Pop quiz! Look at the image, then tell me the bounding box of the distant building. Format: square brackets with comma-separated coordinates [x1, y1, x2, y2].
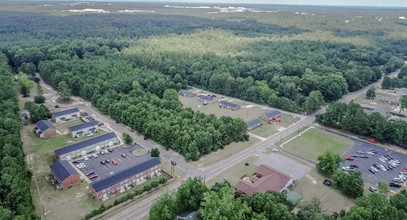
[235, 164, 294, 196]
[69, 121, 99, 138]
[372, 106, 390, 118]
[197, 95, 215, 103]
[50, 160, 80, 190]
[219, 101, 240, 111]
[20, 112, 29, 120]
[89, 157, 161, 200]
[179, 89, 196, 98]
[52, 107, 80, 123]
[34, 120, 57, 138]
[247, 119, 262, 131]
[55, 132, 119, 160]
[381, 96, 399, 106]
[262, 110, 281, 121]
[395, 88, 407, 96]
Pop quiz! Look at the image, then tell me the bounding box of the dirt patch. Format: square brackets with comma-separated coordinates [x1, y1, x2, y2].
[133, 149, 148, 156]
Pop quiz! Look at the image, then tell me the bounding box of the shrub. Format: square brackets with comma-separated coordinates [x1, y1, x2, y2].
[34, 95, 45, 104]
[143, 184, 152, 192]
[159, 177, 168, 184]
[150, 180, 159, 188]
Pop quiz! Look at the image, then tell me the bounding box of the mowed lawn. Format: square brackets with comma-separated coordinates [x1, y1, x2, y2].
[283, 128, 353, 161]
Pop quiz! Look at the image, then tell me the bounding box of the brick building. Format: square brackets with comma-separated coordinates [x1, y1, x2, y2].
[179, 89, 196, 97]
[262, 110, 281, 121]
[219, 101, 240, 111]
[50, 160, 80, 190]
[34, 120, 56, 138]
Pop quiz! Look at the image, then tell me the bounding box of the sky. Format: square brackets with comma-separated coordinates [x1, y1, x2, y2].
[123, 0, 407, 7]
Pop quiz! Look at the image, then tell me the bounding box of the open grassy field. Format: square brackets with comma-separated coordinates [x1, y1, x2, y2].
[282, 128, 353, 161]
[252, 113, 300, 138]
[206, 156, 258, 187]
[193, 137, 260, 168]
[293, 168, 355, 214]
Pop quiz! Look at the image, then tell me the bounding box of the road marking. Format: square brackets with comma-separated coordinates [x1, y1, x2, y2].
[280, 126, 314, 147]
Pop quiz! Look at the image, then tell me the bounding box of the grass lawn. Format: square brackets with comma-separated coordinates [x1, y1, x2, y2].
[293, 168, 355, 214]
[354, 90, 400, 111]
[206, 156, 258, 188]
[283, 128, 353, 161]
[252, 113, 300, 138]
[193, 137, 260, 168]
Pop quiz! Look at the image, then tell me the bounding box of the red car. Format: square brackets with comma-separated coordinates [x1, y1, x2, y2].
[345, 157, 354, 161]
[267, 121, 273, 124]
[368, 138, 377, 143]
[350, 164, 358, 168]
[111, 160, 118, 165]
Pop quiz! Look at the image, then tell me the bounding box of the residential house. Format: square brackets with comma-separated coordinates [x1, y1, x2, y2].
[261, 110, 281, 121]
[55, 132, 119, 160]
[179, 89, 196, 98]
[219, 101, 240, 111]
[52, 107, 80, 123]
[34, 120, 56, 138]
[69, 121, 99, 138]
[89, 157, 161, 200]
[381, 96, 399, 106]
[197, 95, 215, 104]
[50, 160, 80, 190]
[235, 164, 294, 196]
[395, 88, 407, 96]
[247, 119, 262, 131]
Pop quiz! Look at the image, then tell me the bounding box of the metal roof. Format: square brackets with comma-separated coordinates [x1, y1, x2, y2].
[55, 132, 117, 156]
[91, 157, 161, 192]
[69, 121, 98, 132]
[52, 107, 79, 117]
[50, 160, 79, 182]
[35, 120, 56, 132]
[198, 95, 213, 102]
[179, 89, 195, 96]
[263, 110, 281, 119]
[247, 119, 262, 128]
[219, 101, 239, 108]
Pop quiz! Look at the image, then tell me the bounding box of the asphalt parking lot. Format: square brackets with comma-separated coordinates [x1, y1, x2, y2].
[74, 144, 151, 182]
[341, 138, 407, 190]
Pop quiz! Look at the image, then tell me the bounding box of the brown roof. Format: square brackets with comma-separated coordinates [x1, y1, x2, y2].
[235, 164, 292, 196]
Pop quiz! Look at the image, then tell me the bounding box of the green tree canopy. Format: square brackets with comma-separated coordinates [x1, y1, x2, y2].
[316, 150, 343, 177]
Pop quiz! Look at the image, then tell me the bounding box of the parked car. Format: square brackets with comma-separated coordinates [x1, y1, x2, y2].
[345, 157, 354, 161]
[105, 159, 110, 164]
[358, 136, 366, 140]
[81, 112, 88, 116]
[100, 151, 105, 155]
[367, 150, 378, 154]
[267, 121, 273, 124]
[350, 164, 359, 168]
[111, 160, 118, 165]
[387, 164, 393, 170]
[92, 153, 98, 158]
[100, 161, 106, 165]
[356, 151, 365, 154]
[368, 168, 375, 174]
[323, 179, 332, 186]
[368, 138, 377, 143]
[121, 153, 126, 158]
[342, 166, 351, 171]
[85, 171, 95, 176]
[369, 187, 377, 192]
[389, 182, 402, 187]
[84, 156, 89, 161]
[351, 155, 360, 158]
[108, 148, 113, 152]
[98, 122, 104, 127]
[89, 175, 99, 180]
[360, 155, 369, 158]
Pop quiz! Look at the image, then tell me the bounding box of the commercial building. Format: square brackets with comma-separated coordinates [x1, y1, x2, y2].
[219, 101, 240, 111]
[179, 89, 196, 98]
[235, 164, 294, 196]
[69, 121, 99, 138]
[55, 132, 119, 160]
[247, 119, 262, 131]
[50, 160, 80, 190]
[34, 120, 56, 138]
[89, 157, 161, 200]
[52, 107, 80, 123]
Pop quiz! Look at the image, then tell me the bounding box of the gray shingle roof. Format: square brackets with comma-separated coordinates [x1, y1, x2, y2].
[69, 121, 98, 132]
[53, 107, 79, 117]
[35, 120, 56, 132]
[50, 160, 79, 182]
[91, 157, 161, 192]
[220, 101, 239, 108]
[263, 110, 281, 119]
[55, 132, 117, 156]
[179, 89, 195, 96]
[247, 119, 262, 128]
[198, 95, 213, 102]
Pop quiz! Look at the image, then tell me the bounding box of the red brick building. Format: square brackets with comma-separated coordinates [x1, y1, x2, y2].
[235, 164, 294, 196]
[50, 160, 80, 190]
[34, 120, 57, 138]
[89, 157, 161, 200]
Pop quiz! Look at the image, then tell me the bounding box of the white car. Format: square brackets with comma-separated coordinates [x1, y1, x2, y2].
[379, 165, 387, 171]
[379, 158, 387, 163]
[342, 166, 351, 171]
[92, 153, 98, 158]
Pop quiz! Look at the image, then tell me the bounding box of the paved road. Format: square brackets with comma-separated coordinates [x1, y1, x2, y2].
[37, 65, 402, 220]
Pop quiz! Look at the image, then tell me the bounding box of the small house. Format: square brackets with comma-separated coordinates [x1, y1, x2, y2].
[395, 88, 407, 96]
[179, 89, 196, 98]
[247, 119, 262, 131]
[50, 160, 80, 190]
[381, 96, 399, 106]
[52, 107, 80, 123]
[219, 101, 240, 111]
[34, 120, 56, 138]
[262, 110, 281, 121]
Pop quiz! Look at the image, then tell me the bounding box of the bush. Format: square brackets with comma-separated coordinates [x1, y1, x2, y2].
[143, 184, 152, 192]
[34, 95, 45, 104]
[159, 177, 168, 184]
[150, 180, 159, 188]
[54, 105, 59, 108]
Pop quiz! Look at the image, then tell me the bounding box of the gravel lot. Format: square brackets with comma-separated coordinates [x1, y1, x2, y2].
[341, 138, 407, 190]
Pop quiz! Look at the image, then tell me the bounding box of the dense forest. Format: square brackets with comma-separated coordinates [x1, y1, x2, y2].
[150, 177, 407, 220]
[0, 53, 36, 219]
